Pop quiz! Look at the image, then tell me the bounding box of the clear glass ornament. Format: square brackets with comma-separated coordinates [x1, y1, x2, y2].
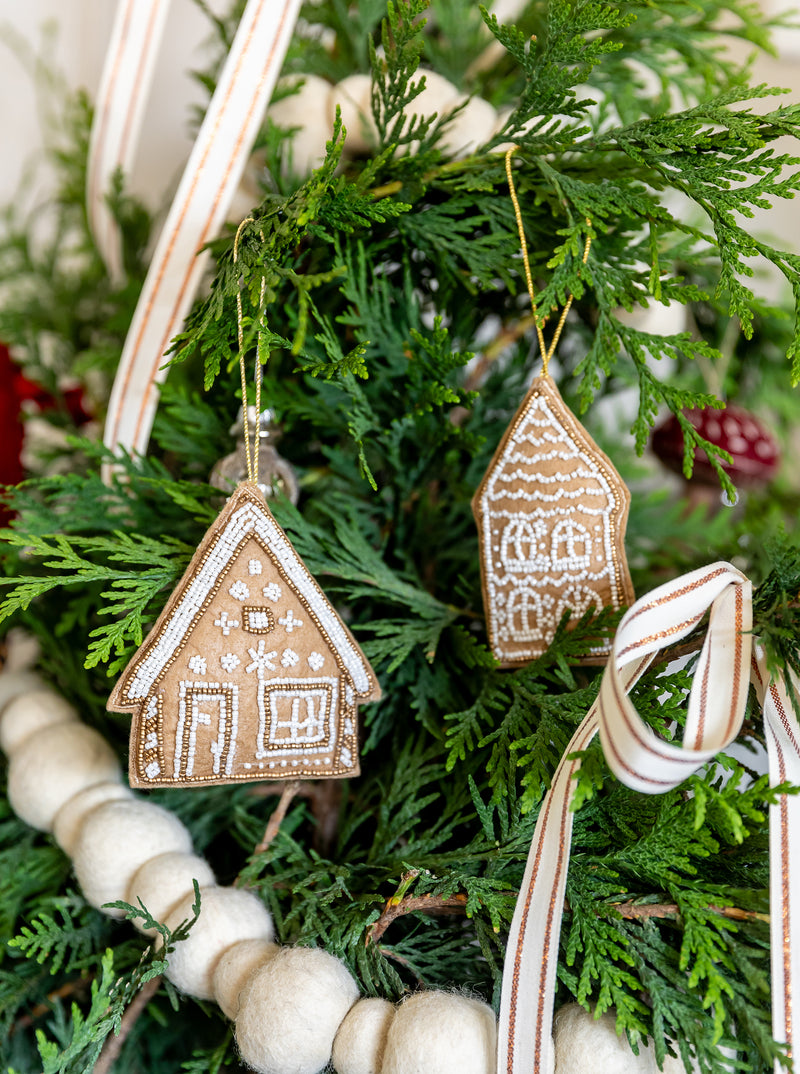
[209, 405, 299, 504]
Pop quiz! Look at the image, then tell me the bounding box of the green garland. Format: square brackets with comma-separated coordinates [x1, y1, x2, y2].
[2, 2, 800, 1071]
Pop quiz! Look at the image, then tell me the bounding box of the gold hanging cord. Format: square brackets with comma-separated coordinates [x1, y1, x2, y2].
[233, 216, 267, 487]
[504, 146, 592, 378]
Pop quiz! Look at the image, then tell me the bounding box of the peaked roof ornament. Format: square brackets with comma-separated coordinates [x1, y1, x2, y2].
[472, 375, 635, 666]
[109, 483, 380, 788]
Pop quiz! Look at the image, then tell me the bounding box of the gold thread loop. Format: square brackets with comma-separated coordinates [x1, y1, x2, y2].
[233, 217, 268, 487]
[504, 146, 592, 378]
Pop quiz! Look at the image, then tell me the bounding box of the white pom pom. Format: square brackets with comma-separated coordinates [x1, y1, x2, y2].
[7, 723, 121, 831]
[0, 688, 77, 755]
[408, 69, 460, 120]
[332, 997, 395, 1074]
[163, 885, 274, 1000]
[439, 96, 498, 158]
[400, 69, 460, 155]
[235, 946, 359, 1074]
[52, 781, 133, 856]
[382, 992, 496, 1074]
[212, 937, 280, 1020]
[554, 1004, 654, 1073]
[0, 671, 44, 723]
[73, 798, 193, 917]
[269, 75, 332, 175]
[127, 852, 217, 936]
[328, 74, 376, 154]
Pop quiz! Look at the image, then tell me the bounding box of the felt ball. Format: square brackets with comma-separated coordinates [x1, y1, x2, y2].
[328, 74, 375, 155]
[0, 687, 77, 755]
[163, 885, 275, 1000]
[553, 1004, 653, 1073]
[408, 69, 460, 121]
[127, 852, 217, 936]
[269, 75, 332, 175]
[212, 937, 281, 1020]
[0, 670, 44, 722]
[332, 997, 396, 1074]
[7, 722, 121, 832]
[52, 781, 132, 856]
[236, 946, 360, 1074]
[439, 96, 498, 158]
[382, 992, 497, 1074]
[73, 798, 193, 917]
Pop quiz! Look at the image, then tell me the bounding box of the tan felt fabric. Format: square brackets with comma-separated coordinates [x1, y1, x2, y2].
[472, 375, 634, 666]
[109, 484, 380, 788]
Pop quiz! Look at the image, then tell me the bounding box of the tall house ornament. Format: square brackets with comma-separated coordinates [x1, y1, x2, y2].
[109, 483, 381, 788]
[472, 374, 635, 666]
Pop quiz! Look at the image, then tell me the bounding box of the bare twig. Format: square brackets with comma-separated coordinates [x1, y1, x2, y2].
[253, 781, 300, 857]
[611, 900, 769, 924]
[366, 892, 469, 946]
[93, 975, 162, 1074]
[364, 888, 767, 949]
[12, 978, 91, 1033]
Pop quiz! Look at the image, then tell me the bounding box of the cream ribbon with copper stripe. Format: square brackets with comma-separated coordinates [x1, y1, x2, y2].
[87, 0, 171, 285]
[752, 645, 800, 1071]
[499, 562, 799, 1073]
[96, 0, 302, 467]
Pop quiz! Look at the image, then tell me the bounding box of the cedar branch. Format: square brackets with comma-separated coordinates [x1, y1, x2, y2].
[93, 975, 162, 1074]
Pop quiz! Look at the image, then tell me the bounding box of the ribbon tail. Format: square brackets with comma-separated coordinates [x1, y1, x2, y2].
[497, 655, 649, 1074]
[497, 705, 598, 1074]
[756, 651, 800, 1072]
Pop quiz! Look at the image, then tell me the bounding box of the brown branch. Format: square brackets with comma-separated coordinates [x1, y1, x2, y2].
[246, 779, 344, 858]
[612, 900, 769, 924]
[366, 893, 469, 946]
[93, 975, 162, 1074]
[12, 978, 91, 1034]
[364, 889, 768, 949]
[253, 781, 300, 857]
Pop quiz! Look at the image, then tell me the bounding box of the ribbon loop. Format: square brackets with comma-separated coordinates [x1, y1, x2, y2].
[599, 562, 752, 794]
[498, 562, 772, 1074]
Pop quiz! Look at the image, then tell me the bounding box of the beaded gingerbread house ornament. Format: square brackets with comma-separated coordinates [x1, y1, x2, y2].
[472, 375, 634, 665]
[109, 482, 381, 788]
[108, 219, 380, 788]
[473, 150, 634, 666]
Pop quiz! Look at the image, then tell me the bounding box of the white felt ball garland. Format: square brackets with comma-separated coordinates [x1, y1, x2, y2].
[73, 797, 194, 917]
[212, 938, 280, 1020]
[332, 997, 396, 1074]
[236, 946, 361, 1074]
[127, 851, 216, 936]
[0, 666, 689, 1074]
[162, 884, 276, 1000]
[8, 719, 121, 831]
[53, 780, 134, 856]
[268, 68, 506, 176]
[382, 991, 498, 1074]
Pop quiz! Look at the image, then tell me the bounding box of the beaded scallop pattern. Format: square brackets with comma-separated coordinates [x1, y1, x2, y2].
[472, 376, 634, 666]
[108, 484, 380, 788]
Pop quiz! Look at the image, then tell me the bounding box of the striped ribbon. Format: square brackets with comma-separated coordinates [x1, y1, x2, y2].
[499, 562, 799, 1073]
[86, 0, 171, 285]
[91, 0, 302, 467]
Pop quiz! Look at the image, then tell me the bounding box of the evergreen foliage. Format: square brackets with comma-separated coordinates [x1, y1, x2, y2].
[1, 1, 800, 1071]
